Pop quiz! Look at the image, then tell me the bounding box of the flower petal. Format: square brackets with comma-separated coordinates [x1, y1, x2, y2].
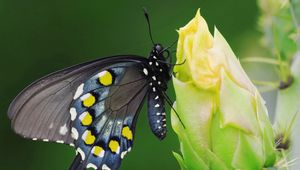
[219, 70, 259, 135]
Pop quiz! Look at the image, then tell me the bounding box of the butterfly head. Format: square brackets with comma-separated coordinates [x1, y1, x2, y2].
[151, 44, 169, 60]
[154, 43, 163, 53]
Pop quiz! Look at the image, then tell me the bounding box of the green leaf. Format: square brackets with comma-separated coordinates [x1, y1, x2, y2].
[204, 148, 230, 170]
[232, 133, 264, 170]
[210, 109, 238, 167]
[173, 152, 187, 170]
[171, 99, 209, 170]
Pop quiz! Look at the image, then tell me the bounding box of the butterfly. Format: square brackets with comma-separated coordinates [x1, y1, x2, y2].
[7, 10, 180, 170]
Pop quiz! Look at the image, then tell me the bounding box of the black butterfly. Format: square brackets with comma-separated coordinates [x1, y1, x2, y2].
[7, 10, 180, 170]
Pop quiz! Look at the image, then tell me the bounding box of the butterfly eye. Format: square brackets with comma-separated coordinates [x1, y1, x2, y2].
[162, 50, 171, 60]
[154, 44, 163, 52]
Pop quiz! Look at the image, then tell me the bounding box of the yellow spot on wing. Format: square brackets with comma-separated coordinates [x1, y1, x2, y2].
[80, 111, 93, 126]
[109, 140, 120, 154]
[82, 130, 95, 145]
[99, 70, 113, 86]
[92, 146, 104, 157]
[81, 93, 96, 107]
[122, 126, 133, 140]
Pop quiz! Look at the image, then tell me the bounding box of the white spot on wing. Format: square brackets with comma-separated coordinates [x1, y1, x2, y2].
[102, 164, 111, 170]
[71, 128, 79, 140]
[121, 151, 128, 159]
[92, 146, 105, 157]
[32, 138, 37, 141]
[117, 147, 120, 154]
[82, 130, 89, 141]
[152, 87, 156, 92]
[77, 148, 85, 160]
[152, 76, 156, 81]
[49, 123, 53, 129]
[154, 104, 160, 108]
[100, 150, 105, 158]
[43, 139, 49, 142]
[156, 112, 161, 115]
[80, 93, 92, 101]
[87, 163, 97, 170]
[98, 70, 108, 78]
[70, 107, 77, 121]
[155, 95, 159, 100]
[155, 62, 159, 66]
[79, 111, 88, 121]
[59, 124, 68, 135]
[143, 68, 148, 75]
[56, 140, 64, 144]
[73, 83, 84, 99]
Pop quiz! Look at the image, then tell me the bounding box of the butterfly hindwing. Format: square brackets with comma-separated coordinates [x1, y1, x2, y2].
[69, 63, 149, 170]
[7, 56, 148, 146]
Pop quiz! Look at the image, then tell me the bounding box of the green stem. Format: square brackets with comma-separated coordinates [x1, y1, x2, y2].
[289, 0, 300, 46]
[241, 57, 288, 66]
[289, 0, 300, 28]
[274, 52, 300, 164]
[252, 80, 279, 88]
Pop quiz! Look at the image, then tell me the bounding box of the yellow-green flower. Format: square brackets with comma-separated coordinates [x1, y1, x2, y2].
[172, 9, 277, 170]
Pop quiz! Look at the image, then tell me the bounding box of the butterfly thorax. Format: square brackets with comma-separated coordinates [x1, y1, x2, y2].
[146, 44, 171, 91]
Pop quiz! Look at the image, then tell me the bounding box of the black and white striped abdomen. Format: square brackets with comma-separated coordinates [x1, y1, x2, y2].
[147, 89, 167, 140]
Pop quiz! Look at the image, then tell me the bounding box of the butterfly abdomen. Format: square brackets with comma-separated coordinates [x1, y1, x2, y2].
[147, 90, 167, 140]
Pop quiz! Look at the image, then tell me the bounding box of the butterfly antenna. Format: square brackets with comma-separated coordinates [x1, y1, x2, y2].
[157, 59, 186, 66]
[161, 91, 186, 129]
[162, 39, 177, 53]
[143, 7, 155, 45]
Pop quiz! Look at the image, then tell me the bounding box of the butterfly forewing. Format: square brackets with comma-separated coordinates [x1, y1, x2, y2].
[7, 56, 148, 146]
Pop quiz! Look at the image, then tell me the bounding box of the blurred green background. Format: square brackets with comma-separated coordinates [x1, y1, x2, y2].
[0, 0, 261, 169]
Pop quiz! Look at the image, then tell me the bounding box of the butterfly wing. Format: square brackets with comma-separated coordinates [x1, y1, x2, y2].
[7, 55, 148, 146]
[69, 63, 149, 170]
